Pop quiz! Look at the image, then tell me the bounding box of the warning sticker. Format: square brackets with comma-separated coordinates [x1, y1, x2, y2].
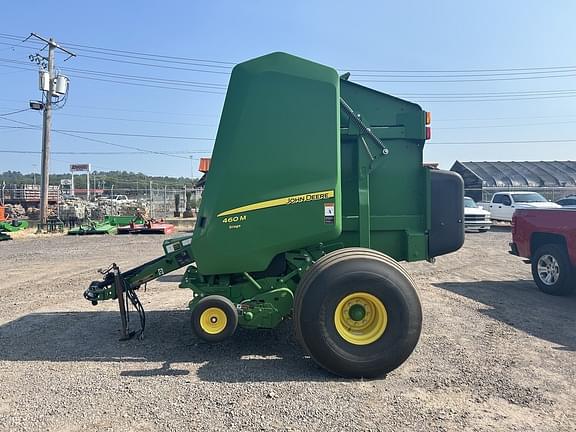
[324, 203, 335, 224]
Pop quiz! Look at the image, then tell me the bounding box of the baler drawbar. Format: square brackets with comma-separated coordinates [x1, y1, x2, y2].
[84, 52, 464, 378]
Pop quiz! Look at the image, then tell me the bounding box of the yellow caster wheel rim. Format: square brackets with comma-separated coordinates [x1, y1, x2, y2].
[199, 307, 228, 335]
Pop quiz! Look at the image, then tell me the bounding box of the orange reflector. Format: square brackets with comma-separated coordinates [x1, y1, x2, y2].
[199, 157, 211, 173]
[425, 111, 431, 125]
[425, 127, 431, 140]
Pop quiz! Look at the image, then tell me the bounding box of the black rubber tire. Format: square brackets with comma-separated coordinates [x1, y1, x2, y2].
[293, 248, 422, 378]
[478, 229, 489, 233]
[191, 295, 238, 342]
[531, 244, 575, 296]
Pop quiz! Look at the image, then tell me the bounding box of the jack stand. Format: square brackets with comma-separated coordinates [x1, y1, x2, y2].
[113, 264, 135, 341]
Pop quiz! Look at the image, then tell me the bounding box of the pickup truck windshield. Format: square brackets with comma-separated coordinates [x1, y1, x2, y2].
[511, 193, 547, 203]
[464, 197, 477, 208]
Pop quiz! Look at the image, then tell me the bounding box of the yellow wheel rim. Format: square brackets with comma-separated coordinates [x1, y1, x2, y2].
[199, 307, 228, 335]
[334, 292, 387, 345]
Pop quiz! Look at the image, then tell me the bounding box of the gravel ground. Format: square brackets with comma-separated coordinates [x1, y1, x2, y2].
[0, 229, 574, 431]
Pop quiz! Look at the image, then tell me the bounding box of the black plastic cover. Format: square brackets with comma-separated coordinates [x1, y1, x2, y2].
[429, 170, 465, 257]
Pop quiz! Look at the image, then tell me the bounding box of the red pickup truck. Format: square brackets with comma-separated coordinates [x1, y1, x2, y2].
[510, 208, 576, 296]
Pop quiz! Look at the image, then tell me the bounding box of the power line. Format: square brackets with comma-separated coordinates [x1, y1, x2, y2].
[63, 52, 232, 75]
[4, 33, 576, 78]
[60, 128, 214, 141]
[62, 65, 228, 88]
[0, 108, 30, 116]
[429, 139, 576, 145]
[5, 65, 576, 100]
[0, 98, 219, 117]
[349, 69, 576, 78]
[0, 116, 208, 159]
[57, 112, 217, 127]
[343, 65, 576, 74]
[0, 58, 228, 95]
[0, 108, 217, 128]
[68, 74, 226, 95]
[4, 55, 576, 99]
[433, 113, 576, 122]
[356, 73, 576, 83]
[434, 119, 576, 130]
[4, 97, 576, 124]
[0, 57, 228, 88]
[414, 94, 576, 102]
[398, 89, 576, 97]
[0, 150, 210, 155]
[3, 118, 574, 148]
[0, 123, 215, 141]
[0, 33, 236, 66]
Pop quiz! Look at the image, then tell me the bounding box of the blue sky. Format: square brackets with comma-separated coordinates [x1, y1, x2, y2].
[1, 1, 575, 178]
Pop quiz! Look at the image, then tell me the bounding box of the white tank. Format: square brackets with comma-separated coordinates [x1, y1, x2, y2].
[54, 75, 69, 95]
[39, 71, 50, 91]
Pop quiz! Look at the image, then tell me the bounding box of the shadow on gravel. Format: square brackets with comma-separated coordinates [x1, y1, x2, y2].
[434, 280, 576, 352]
[0, 310, 338, 382]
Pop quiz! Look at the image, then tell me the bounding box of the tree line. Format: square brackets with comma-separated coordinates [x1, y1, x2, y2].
[0, 170, 197, 191]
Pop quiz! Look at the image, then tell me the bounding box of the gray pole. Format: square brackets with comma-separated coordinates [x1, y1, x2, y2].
[164, 185, 167, 217]
[184, 184, 187, 211]
[149, 180, 153, 218]
[38, 40, 55, 229]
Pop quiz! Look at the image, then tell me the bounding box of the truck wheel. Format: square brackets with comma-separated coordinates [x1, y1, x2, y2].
[191, 295, 238, 342]
[293, 248, 422, 378]
[531, 245, 575, 296]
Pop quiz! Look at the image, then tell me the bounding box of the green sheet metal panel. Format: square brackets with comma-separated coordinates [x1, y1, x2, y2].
[338, 80, 429, 261]
[192, 52, 341, 275]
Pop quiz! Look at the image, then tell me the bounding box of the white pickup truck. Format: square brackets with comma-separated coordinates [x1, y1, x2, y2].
[480, 191, 561, 222]
[99, 195, 136, 205]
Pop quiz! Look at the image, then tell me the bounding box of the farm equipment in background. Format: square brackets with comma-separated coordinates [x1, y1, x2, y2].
[0, 205, 29, 235]
[68, 215, 145, 235]
[84, 52, 464, 378]
[116, 218, 175, 235]
[0, 219, 29, 232]
[68, 217, 119, 235]
[68, 213, 174, 235]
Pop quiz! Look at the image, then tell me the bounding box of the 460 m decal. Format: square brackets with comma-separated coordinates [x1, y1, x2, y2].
[217, 190, 334, 217]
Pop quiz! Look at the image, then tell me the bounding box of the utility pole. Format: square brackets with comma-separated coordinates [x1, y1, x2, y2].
[39, 39, 55, 229]
[86, 170, 90, 201]
[149, 180, 153, 218]
[30, 33, 75, 230]
[164, 185, 167, 216]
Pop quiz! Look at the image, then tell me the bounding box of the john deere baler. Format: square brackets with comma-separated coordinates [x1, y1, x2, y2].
[85, 52, 463, 378]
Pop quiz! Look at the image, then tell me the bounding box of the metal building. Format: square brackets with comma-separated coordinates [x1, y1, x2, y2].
[450, 160, 576, 202]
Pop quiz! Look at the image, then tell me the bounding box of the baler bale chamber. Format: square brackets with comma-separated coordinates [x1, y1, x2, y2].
[85, 52, 463, 378]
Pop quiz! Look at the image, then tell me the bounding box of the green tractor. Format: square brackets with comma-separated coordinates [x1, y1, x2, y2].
[85, 52, 463, 378]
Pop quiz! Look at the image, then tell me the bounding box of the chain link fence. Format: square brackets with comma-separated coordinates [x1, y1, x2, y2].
[465, 186, 576, 203]
[1, 184, 203, 222]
